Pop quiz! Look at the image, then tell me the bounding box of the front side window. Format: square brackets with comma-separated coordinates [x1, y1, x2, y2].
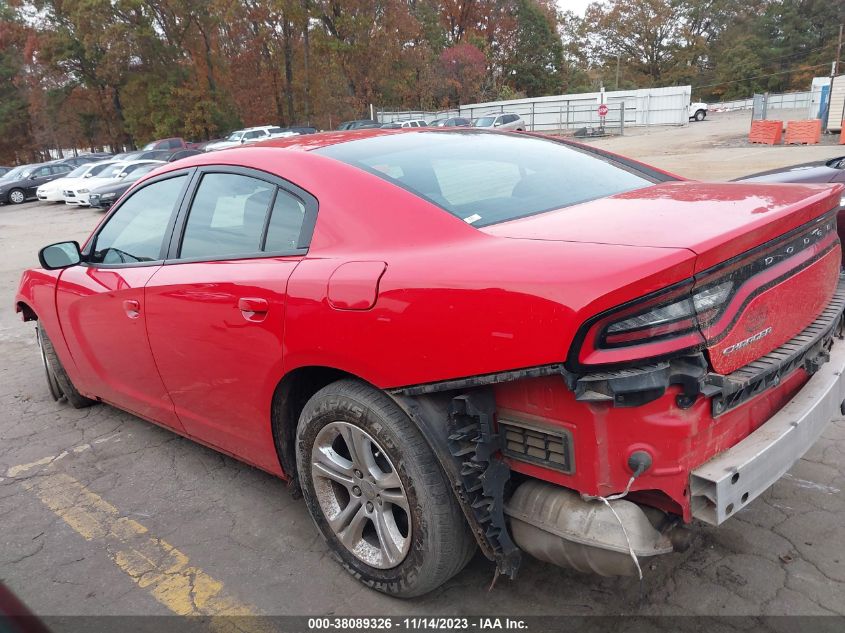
[90, 176, 186, 264]
[179, 173, 275, 260]
[317, 131, 654, 227]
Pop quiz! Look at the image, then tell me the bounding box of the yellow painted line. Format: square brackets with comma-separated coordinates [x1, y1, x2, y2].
[21, 472, 274, 631]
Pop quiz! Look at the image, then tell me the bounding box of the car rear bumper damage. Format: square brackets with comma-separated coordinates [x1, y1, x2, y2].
[394, 277, 845, 579]
[690, 327, 845, 525]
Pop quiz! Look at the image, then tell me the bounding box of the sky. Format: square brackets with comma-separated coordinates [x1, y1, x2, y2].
[556, 0, 594, 16]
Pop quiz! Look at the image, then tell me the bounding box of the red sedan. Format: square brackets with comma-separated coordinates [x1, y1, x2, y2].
[16, 129, 845, 597]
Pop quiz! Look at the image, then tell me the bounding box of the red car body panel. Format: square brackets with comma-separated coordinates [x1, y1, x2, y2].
[483, 181, 841, 272]
[13, 129, 845, 521]
[55, 265, 182, 430]
[143, 258, 300, 475]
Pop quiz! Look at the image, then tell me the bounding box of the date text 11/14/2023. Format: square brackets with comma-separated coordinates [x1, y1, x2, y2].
[307, 618, 528, 630]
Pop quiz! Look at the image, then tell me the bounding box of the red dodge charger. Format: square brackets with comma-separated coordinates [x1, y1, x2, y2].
[16, 129, 845, 596]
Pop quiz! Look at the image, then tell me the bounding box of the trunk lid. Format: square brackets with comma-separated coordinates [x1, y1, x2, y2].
[483, 181, 844, 375]
[482, 181, 842, 272]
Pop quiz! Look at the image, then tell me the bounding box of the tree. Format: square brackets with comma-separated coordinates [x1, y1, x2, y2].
[502, 0, 564, 97]
[440, 43, 486, 104]
[0, 5, 35, 161]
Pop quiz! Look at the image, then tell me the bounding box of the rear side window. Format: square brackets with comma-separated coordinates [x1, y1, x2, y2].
[264, 190, 307, 252]
[91, 176, 186, 264]
[316, 131, 654, 227]
[180, 173, 274, 259]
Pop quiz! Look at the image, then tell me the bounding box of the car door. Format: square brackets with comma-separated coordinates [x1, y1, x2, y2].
[55, 171, 190, 430]
[144, 167, 316, 472]
[24, 166, 52, 197]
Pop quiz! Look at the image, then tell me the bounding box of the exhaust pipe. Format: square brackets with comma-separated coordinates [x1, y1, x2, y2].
[504, 480, 674, 576]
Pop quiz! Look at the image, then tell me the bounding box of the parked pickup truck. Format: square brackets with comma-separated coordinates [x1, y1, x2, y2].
[689, 101, 708, 121]
[203, 126, 297, 151]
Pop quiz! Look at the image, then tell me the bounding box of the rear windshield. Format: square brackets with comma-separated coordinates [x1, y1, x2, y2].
[316, 131, 654, 226]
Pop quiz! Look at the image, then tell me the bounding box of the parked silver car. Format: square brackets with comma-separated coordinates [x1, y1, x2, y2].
[472, 112, 526, 131]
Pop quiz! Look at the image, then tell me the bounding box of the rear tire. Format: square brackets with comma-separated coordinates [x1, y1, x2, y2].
[36, 322, 95, 409]
[296, 379, 476, 597]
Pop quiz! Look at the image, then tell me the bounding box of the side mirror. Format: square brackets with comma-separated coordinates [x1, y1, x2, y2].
[84, 173, 92, 178]
[117, 172, 127, 179]
[240, 138, 246, 144]
[39, 241, 82, 270]
[494, 121, 503, 127]
[30, 174, 40, 180]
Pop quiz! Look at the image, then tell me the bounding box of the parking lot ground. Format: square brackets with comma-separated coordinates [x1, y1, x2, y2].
[2, 141, 845, 619]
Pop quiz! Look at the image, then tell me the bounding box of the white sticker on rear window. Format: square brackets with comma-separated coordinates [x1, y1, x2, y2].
[463, 214, 482, 224]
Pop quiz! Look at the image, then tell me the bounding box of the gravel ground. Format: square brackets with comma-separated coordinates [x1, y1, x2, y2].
[589, 108, 844, 180]
[1, 121, 844, 622]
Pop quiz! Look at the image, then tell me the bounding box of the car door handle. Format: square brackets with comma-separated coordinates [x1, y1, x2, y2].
[122, 299, 141, 319]
[238, 297, 269, 322]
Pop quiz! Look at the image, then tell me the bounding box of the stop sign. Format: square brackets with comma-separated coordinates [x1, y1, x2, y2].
[598, 104, 609, 117]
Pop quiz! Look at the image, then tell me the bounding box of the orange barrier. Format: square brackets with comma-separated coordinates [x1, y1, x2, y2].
[840, 121, 844, 144]
[748, 120, 782, 145]
[784, 119, 822, 145]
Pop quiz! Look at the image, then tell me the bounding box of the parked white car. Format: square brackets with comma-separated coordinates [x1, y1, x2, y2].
[689, 102, 708, 121]
[204, 126, 296, 151]
[63, 160, 164, 207]
[471, 112, 526, 131]
[38, 161, 118, 203]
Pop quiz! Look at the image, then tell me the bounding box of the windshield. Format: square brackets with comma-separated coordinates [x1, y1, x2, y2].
[316, 131, 654, 227]
[226, 132, 243, 141]
[67, 165, 91, 178]
[88, 162, 118, 177]
[473, 116, 496, 127]
[104, 164, 127, 177]
[124, 164, 159, 181]
[1, 166, 29, 181]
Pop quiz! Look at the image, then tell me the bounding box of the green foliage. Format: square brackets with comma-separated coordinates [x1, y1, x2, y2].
[503, 0, 564, 97]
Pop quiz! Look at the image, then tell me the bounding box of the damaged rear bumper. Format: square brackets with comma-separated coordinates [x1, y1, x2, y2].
[690, 332, 845, 525]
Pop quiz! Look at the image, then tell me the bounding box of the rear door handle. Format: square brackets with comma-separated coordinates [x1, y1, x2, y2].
[123, 299, 141, 319]
[238, 297, 269, 322]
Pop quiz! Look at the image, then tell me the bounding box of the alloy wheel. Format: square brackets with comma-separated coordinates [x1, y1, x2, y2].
[310, 421, 411, 569]
[9, 190, 24, 204]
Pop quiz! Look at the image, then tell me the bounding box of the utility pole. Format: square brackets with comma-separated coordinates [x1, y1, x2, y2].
[836, 24, 843, 75]
[615, 54, 621, 91]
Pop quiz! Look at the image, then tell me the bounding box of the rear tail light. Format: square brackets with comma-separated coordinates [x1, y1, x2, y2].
[602, 280, 734, 347]
[572, 213, 838, 369]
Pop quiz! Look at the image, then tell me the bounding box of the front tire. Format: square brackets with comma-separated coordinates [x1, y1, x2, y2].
[296, 379, 476, 597]
[694, 109, 706, 122]
[8, 189, 25, 204]
[36, 322, 95, 408]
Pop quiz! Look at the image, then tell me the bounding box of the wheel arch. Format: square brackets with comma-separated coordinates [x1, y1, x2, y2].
[269, 366, 516, 571]
[270, 364, 362, 495]
[16, 300, 38, 322]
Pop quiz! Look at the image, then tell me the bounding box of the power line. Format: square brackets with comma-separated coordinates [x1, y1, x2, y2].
[693, 62, 829, 90]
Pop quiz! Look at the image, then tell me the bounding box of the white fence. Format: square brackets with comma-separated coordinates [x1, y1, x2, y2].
[379, 85, 692, 134]
[709, 91, 812, 113]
